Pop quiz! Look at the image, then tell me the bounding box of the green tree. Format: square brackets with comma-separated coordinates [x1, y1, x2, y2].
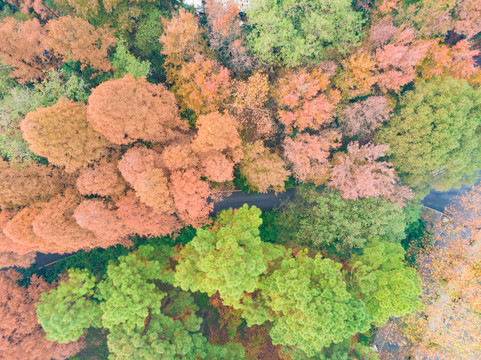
[111, 41, 151, 79]
[246, 0, 363, 66]
[277, 187, 408, 256]
[350, 239, 423, 325]
[376, 77, 481, 191]
[260, 251, 371, 357]
[36, 268, 102, 343]
[174, 204, 287, 308]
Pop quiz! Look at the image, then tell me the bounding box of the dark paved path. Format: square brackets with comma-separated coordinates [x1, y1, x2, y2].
[34, 180, 479, 267]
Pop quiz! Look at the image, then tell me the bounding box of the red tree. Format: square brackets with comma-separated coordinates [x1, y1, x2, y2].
[198, 151, 235, 183]
[76, 159, 126, 198]
[87, 75, 187, 145]
[169, 169, 213, 227]
[341, 96, 391, 139]
[277, 68, 340, 131]
[0, 269, 84, 359]
[116, 191, 182, 237]
[117, 145, 164, 187]
[73, 199, 132, 247]
[329, 142, 413, 205]
[284, 131, 340, 185]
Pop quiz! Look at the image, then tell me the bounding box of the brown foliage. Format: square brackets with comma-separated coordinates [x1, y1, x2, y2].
[3, 203, 50, 254]
[0, 209, 36, 256]
[169, 169, 213, 227]
[240, 141, 290, 193]
[160, 144, 199, 172]
[0, 164, 69, 210]
[76, 159, 126, 197]
[21, 98, 110, 173]
[0, 251, 36, 269]
[116, 191, 181, 237]
[134, 168, 175, 214]
[46, 16, 115, 72]
[0, 18, 51, 83]
[117, 145, 164, 186]
[0, 269, 84, 360]
[173, 54, 231, 115]
[159, 8, 203, 67]
[73, 199, 132, 247]
[87, 75, 187, 145]
[31, 190, 101, 254]
[277, 68, 340, 131]
[454, 0, 481, 39]
[192, 111, 243, 163]
[230, 72, 274, 142]
[337, 51, 376, 98]
[283, 131, 340, 185]
[329, 142, 413, 205]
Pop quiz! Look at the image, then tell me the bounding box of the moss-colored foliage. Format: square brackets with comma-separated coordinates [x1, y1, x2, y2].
[174, 204, 286, 308]
[377, 77, 481, 191]
[276, 187, 407, 256]
[350, 239, 423, 325]
[36, 269, 102, 343]
[261, 251, 371, 357]
[246, 0, 364, 66]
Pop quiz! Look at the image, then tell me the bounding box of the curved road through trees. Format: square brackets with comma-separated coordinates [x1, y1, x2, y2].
[34, 181, 480, 267]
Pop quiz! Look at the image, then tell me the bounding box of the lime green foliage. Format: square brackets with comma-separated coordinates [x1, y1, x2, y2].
[106, 310, 245, 360]
[277, 187, 407, 256]
[0, 69, 88, 164]
[112, 41, 151, 79]
[377, 77, 481, 191]
[350, 239, 422, 325]
[261, 252, 371, 357]
[246, 0, 363, 66]
[288, 340, 378, 360]
[98, 245, 175, 332]
[36, 269, 102, 343]
[174, 204, 286, 308]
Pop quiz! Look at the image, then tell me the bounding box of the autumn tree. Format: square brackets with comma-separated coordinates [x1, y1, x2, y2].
[0, 163, 69, 209]
[376, 77, 481, 191]
[191, 111, 243, 163]
[277, 68, 341, 131]
[134, 168, 175, 214]
[229, 72, 274, 142]
[204, 0, 254, 72]
[336, 51, 376, 98]
[4, 0, 54, 20]
[46, 16, 115, 73]
[172, 54, 231, 115]
[31, 190, 101, 254]
[159, 8, 203, 68]
[21, 98, 111, 173]
[329, 142, 413, 205]
[454, 0, 481, 39]
[160, 143, 199, 172]
[340, 96, 391, 139]
[283, 131, 340, 185]
[115, 191, 181, 237]
[174, 204, 286, 309]
[0, 270, 84, 359]
[350, 239, 422, 325]
[117, 145, 164, 186]
[73, 199, 131, 247]
[37, 269, 102, 344]
[240, 141, 290, 193]
[0, 18, 52, 83]
[87, 75, 187, 145]
[246, 0, 364, 66]
[0, 251, 36, 269]
[198, 151, 235, 183]
[276, 187, 408, 256]
[169, 169, 213, 227]
[76, 159, 126, 198]
[0, 209, 39, 256]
